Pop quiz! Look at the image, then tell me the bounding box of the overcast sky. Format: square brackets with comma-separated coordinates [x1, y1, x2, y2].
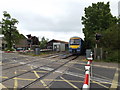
[0, 0, 119, 42]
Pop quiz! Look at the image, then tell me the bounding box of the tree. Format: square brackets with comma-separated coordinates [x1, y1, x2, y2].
[100, 24, 119, 62]
[81, 2, 117, 48]
[40, 37, 49, 49]
[0, 11, 20, 50]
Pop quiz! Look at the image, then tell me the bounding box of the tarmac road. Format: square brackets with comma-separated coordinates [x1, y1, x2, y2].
[1, 52, 119, 90]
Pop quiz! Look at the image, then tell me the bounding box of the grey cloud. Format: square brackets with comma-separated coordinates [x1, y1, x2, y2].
[15, 1, 84, 33]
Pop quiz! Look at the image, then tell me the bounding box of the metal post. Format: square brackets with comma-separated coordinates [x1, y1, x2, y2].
[95, 43, 97, 48]
[90, 52, 93, 78]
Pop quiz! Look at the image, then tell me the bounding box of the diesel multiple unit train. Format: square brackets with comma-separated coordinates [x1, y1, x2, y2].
[69, 36, 84, 54]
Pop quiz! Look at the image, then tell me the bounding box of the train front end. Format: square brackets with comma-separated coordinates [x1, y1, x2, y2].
[69, 37, 82, 54]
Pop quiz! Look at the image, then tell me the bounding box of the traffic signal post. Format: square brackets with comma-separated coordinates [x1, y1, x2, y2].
[94, 33, 103, 60]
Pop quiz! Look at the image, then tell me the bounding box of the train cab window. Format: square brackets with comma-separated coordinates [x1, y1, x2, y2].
[70, 39, 74, 44]
[70, 39, 80, 45]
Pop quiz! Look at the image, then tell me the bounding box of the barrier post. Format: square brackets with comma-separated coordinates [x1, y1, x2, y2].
[82, 67, 90, 90]
[83, 52, 93, 90]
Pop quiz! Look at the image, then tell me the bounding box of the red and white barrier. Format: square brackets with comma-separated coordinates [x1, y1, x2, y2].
[4, 51, 14, 53]
[82, 52, 93, 90]
[83, 70, 90, 89]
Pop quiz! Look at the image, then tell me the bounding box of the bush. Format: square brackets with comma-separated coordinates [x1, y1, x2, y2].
[5, 48, 15, 51]
[106, 50, 119, 63]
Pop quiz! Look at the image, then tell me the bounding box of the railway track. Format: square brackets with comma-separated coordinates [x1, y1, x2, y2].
[2, 52, 72, 70]
[2, 53, 65, 70]
[1, 55, 79, 89]
[20, 55, 79, 89]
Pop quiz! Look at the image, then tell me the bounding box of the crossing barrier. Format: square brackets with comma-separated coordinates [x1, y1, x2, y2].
[82, 52, 93, 90]
[83, 70, 90, 89]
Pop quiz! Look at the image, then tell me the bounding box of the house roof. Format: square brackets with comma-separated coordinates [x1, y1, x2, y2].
[48, 39, 68, 44]
[15, 39, 28, 47]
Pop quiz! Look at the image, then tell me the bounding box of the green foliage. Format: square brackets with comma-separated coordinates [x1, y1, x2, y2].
[105, 50, 119, 63]
[100, 24, 119, 49]
[99, 24, 119, 62]
[81, 2, 117, 48]
[81, 2, 119, 62]
[39, 37, 49, 49]
[0, 11, 21, 50]
[4, 48, 15, 51]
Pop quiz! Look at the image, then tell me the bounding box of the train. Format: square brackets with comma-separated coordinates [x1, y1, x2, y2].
[69, 36, 85, 54]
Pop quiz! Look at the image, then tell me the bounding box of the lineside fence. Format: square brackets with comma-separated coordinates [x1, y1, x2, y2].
[82, 52, 93, 90]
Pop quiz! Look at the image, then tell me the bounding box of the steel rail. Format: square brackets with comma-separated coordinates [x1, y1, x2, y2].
[20, 56, 79, 89]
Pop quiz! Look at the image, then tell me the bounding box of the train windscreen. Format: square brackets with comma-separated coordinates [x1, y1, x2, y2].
[69, 39, 80, 45]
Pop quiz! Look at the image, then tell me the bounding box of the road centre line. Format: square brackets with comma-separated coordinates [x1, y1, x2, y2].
[110, 67, 119, 89]
[30, 66, 48, 88]
[60, 76, 80, 90]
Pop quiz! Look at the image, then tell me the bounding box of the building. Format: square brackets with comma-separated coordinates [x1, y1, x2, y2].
[15, 39, 28, 49]
[0, 35, 7, 50]
[47, 39, 68, 51]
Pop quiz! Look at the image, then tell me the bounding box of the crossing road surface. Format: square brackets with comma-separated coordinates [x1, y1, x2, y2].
[1, 52, 119, 90]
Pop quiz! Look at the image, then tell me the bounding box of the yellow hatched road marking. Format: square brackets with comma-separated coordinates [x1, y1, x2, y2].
[0, 62, 2, 65]
[14, 77, 35, 81]
[44, 79, 83, 83]
[0, 76, 35, 81]
[19, 69, 48, 73]
[60, 76, 80, 90]
[0, 83, 8, 90]
[30, 66, 48, 88]
[0, 76, 84, 83]
[0, 76, 8, 79]
[110, 67, 119, 89]
[92, 80, 109, 88]
[14, 71, 18, 90]
[93, 81, 111, 84]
